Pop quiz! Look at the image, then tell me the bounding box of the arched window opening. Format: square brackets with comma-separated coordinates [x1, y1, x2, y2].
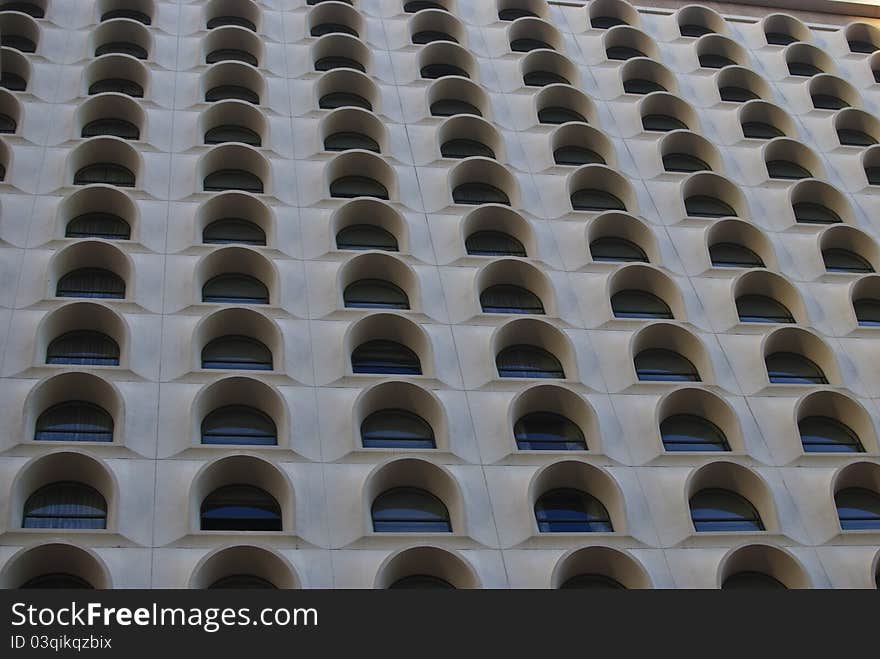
[854, 298, 880, 326]
[324, 131, 380, 153]
[511, 38, 551, 53]
[496, 344, 564, 379]
[209, 575, 276, 589]
[0, 72, 27, 91]
[35, 401, 114, 443]
[89, 78, 143, 97]
[523, 71, 569, 87]
[535, 488, 612, 532]
[635, 348, 700, 382]
[554, 145, 605, 166]
[793, 202, 840, 225]
[453, 182, 510, 206]
[623, 78, 665, 94]
[421, 63, 468, 79]
[316, 56, 365, 73]
[823, 249, 874, 274]
[201, 335, 273, 370]
[680, 24, 713, 38]
[798, 416, 864, 453]
[330, 176, 389, 200]
[663, 153, 711, 173]
[202, 274, 269, 304]
[441, 138, 495, 159]
[343, 279, 410, 309]
[591, 16, 627, 29]
[23, 482, 107, 530]
[720, 86, 759, 102]
[66, 213, 131, 240]
[514, 412, 586, 451]
[591, 237, 648, 263]
[571, 189, 625, 212]
[835, 488, 880, 530]
[46, 330, 120, 366]
[371, 487, 451, 532]
[2, 34, 36, 52]
[538, 106, 586, 125]
[56, 268, 125, 299]
[699, 53, 736, 69]
[765, 352, 827, 384]
[788, 61, 822, 77]
[611, 290, 673, 319]
[742, 121, 784, 139]
[352, 340, 422, 375]
[480, 284, 544, 314]
[101, 9, 150, 24]
[765, 32, 796, 46]
[200, 485, 281, 531]
[204, 169, 264, 193]
[206, 49, 257, 66]
[201, 405, 277, 446]
[320, 92, 371, 111]
[642, 114, 688, 132]
[722, 572, 785, 589]
[736, 295, 794, 323]
[767, 160, 811, 180]
[203, 218, 266, 246]
[205, 125, 262, 147]
[74, 163, 135, 187]
[561, 574, 625, 589]
[0, 112, 17, 134]
[710, 242, 763, 268]
[690, 488, 763, 532]
[838, 128, 876, 146]
[336, 224, 398, 251]
[313, 23, 359, 38]
[82, 118, 140, 140]
[21, 574, 94, 589]
[685, 195, 735, 218]
[606, 46, 646, 61]
[812, 94, 848, 110]
[207, 16, 257, 31]
[466, 231, 526, 257]
[431, 99, 481, 117]
[95, 42, 148, 59]
[206, 85, 259, 104]
[661, 414, 730, 452]
[361, 409, 435, 449]
[389, 575, 454, 589]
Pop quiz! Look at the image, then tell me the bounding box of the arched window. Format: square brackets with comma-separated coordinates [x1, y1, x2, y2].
[720, 86, 759, 102]
[89, 78, 143, 97]
[837, 128, 876, 146]
[202, 274, 269, 304]
[606, 46, 646, 61]
[767, 160, 811, 180]
[453, 182, 510, 205]
[330, 176, 389, 200]
[35, 401, 114, 443]
[499, 8, 538, 21]
[201, 405, 277, 446]
[313, 23, 359, 38]
[406, 1, 447, 12]
[611, 290, 673, 319]
[511, 38, 551, 52]
[699, 53, 736, 69]
[514, 411, 586, 450]
[480, 285, 544, 314]
[623, 77, 666, 94]
[766, 32, 796, 46]
[200, 485, 281, 531]
[722, 572, 785, 589]
[351, 340, 422, 375]
[46, 330, 120, 366]
[690, 488, 763, 532]
[742, 121, 784, 139]
[206, 85, 259, 104]
[324, 132, 380, 153]
[823, 249, 874, 274]
[205, 125, 262, 147]
[812, 94, 848, 110]
[710, 242, 763, 268]
[201, 335, 273, 370]
[96, 42, 148, 59]
[0, 111, 17, 133]
[591, 16, 627, 29]
[82, 118, 140, 140]
[414, 30, 456, 45]
[361, 409, 435, 449]
[663, 153, 710, 173]
[23, 482, 107, 530]
[204, 170, 264, 193]
[496, 344, 565, 378]
[835, 488, 880, 530]
[74, 163, 135, 187]
[203, 218, 266, 246]
[56, 268, 125, 299]
[765, 352, 827, 384]
[336, 224, 398, 251]
[798, 416, 864, 453]
[642, 114, 688, 132]
[316, 56, 364, 72]
[66, 212, 131, 240]
[21, 574, 94, 589]
[466, 230, 526, 257]
[431, 99, 481, 117]
[209, 575, 275, 589]
[538, 106, 586, 125]
[867, 166, 880, 185]
[421, 63, 468, 79]
[0, 72, 27, 90]
[849, 39, 878, 54]
[523, 70, 569, 86]
[854, 298, 880, 326]
[2, 2, 44, 18]
[591, 237, 648, 263]
[736, 295, 794, 323]
[788, 61, 822, 77]
[441, 138, 495, 159]
[101, 9, 150, 24]
[685, 195, 736, 218]
[561, 574, 625, 589]
[661, 414, 730, 452]
[320, 92, 371, 111]
[343, 279, 409, 309]
[571, 189, 626, 211]
[534, 488, 613, 532]
[371, 487, 451, 532]
[389, 575, 454, 589]
[554, 145, 605, 166]
[680, 24, 713, 37]
[793, 201, 840, 225]
[634, 349, 700, 382]
[207, 16, 257, 31]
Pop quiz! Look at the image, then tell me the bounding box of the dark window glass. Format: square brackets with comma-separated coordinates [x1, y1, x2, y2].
[854, 298, 880, 326]
[837, 128, 877, 146]
[204, 169, 264, 193]
[89, 78, 143, 97]
[685, 195, 736, 218]
[571, 189, 626, 211]
[765, 32, 796, 46]
[23, 482, 107, 530]
[0, 72, 26, 91]
[606, 46, 645, 61]
[361, 409, 435, 449]
[1, 163, 6, 181]
[742, 121, 784, 139]
[591, 16, 627, 29]
[96, 41, 147, 59]
[722, 572, 785, 589]
[201, 405, 277, 446]
[812, 94, 848, 110]
[788, 61, 822, 76]
[207, 49, 257, 66]
[767, 159, 811, 180]
[736, 294, 794, 323]
[2, 34, 36, 52]
[66, 212, 130, 239]
[661, 414, 730, 452]
[200, 485, 281, 531]
[412, 30, 456, 45]
[35, 401, 113, 443]
[793, 201, 841, 225]
[453, 182, 510, 205]
[799, 416, 864, 453]
[835, 488, 880, 530]
[441, 138, 495, 159]
[205, 124, 261, 146]
[511, 38, 551, 52]
[330, 176, 389, 199]
[101, 9, 150, 24]
[765, 351, 827, 384]
[74, 163, 135, 187]
[590, 237, 648, 263]
[663, 153, 711, 173]
[635, 348, 700, 382]
[514, 411, 586, 450]
[431, 99, 480, 117]
[874, 70, 880, 84]
[720, 86, 759, 102]
[611, 290, 673, 319]
[554, 145, 605, 166]
[202, 274, 269, 304]
[561, 574, 625, 589]
[320, 92, 371, 111]
[849, 39, 878, 54]
[480, 284, 544, 314]
[372, 487, 451, 532]
[206, 85, 259, 104]
[203, 218, 266, 245]
[46, 330, 119, 366]
[21, 574, 93, 589]
[389, 575, 453, 589]
[699, 53, 736, 69]
[1, 2, 44, 18]
[535, 488, 613, 533]
[523, 70, 569, 86]
[867, 166, 880, 185]
[680, 24, 713, 37]
[466, 230, 526, 257]
[81, 118, 139, 140]
[499, 8, 538, 21]
[496, 344, 564, 378]
[690, 488, 763, 532]
[336, 224, 398, 251]
[642, 114, 688, 132]
[209, 575, 275, 589]
[538, 106, 586, 124]
[420, 63, 469, 79]
[324, 131, 380, 153]
[312, 23, 358, 38]
[352, 340, 421, 375]
[56, 268, 125, 299]
[823, 248, 874, 273]
[316, 56, 364, 73]
[406, 0, 446, 12]
[202, 335, 273, 370]
[710, 242, 763, 268]
[623, 78, 665, 94]
[0, 112, 17, 134]
[207, 16, 257, 31]
[344, 279, 409, 309]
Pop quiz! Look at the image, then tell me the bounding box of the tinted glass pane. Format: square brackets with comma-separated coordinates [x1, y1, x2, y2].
[207, 16, 257, 31]
[849, 40, 878, 54]
[66, 213, 130, 239]
[82, 118, 139, 140]
[623, 78, 665, 94]
[74, 163, 135, 187]
[710, 242, 763, 268]
[320, 92, 371, 111]
[793, 201, 840, 224]
[511, 38, 551, 52]
[722, 572, 785, 589]
[591, 237, 648, 263]
[635, 349, 700, 382]
[661, 414, 730, 452]
[101, 9, 150, 24]
[680, 24, 713, 37]
[554, 145, 605, 166]
[206, 85, 259, 103]
[23, 482, 107, 530]
[0, 72, 26, 90]
[453, 183, 510, 205]
[812, 94, 848, 110]
[690, 488, 763, 532]
[203, 218, 266, 245]
[96, 42, 147, 59]
[736, 294, 794, 323]
[685, 195, 735, 218]
[1, 2, 44, 18]
[867, 166, 880, 185]
[413, 30, 456, 45]
[798, 416, 864, 453]
[421, 63, 468, 79]
[767, 160, 811, 180]
[202, 274, 269, 304]
[466, 230, 526, 257]
[209, 575, 276, 589]
[788, 61, 822, 76]
[823, 248, 874, 273]
[372, 487, 451, 532]
[0, 112, 17, 134]
[496, 344, 564, 378]
[202, 335, 273, 370]
[854, 298, 880, 326]
[561, 574, 625, 589]
[606, 46, 645, 61]
[642, 114, 688, 132]
[2, 35, 36, 52]
[514, 411, 586, 450]
[316, 56, 364, 72]
[46, 330, 119, 366]
[205, 125, 262, 146]
[431, 99, 481, 117]
[481, 284, 544, 314]
[325, 131, 380, 153]
[765, 32, 796, 46]
[389, 575, 454, 589]
[204, 170, 263, 193]
[591, 16, 626, 29]
[352, 340, 421, 374]
[344, 279, 409, 309]
[571, 189, 625, 211]
[35, 401, 113, 443]
[837, 128, 877, 146]
[765, 352, 827, 384]
[21, 574, 93, 589]
[330, 176, 389, 199]
[441, 138, 495, 159]
[336, 224, 398, 251]
[699, 53, 736, 68]
[742, 121, 784, 139]
[406, 1, 446, 12]
[835, 488, 880, 530]
[206, 49, 257, 66]
[720, 86, 759, 102]
[499, 9, 538, 21]
[663, 153, 711, 173]
[535, 488, 613, 533]
[538, 106, 586, 124]
[611, 290, 673, 319]
[89, 78, 143, 97]
[201, 485, 281, 531]
[57, 268, 125, 299]
[361, 409, 435, 449]
[313, 23, 359, 38]
[202, 405, 277, 446]
[523, 71, 569, 86]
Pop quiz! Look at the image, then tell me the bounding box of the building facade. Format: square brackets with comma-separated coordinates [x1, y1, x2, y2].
[1, 0, 880, 589]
